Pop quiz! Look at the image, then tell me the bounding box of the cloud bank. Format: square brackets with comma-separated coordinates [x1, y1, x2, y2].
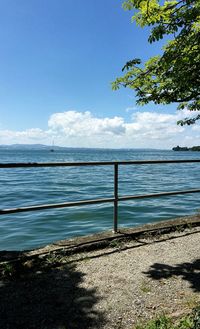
[0, 109, 199, 149]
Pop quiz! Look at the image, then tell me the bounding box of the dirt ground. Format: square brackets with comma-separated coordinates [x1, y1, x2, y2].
[0, 220, 200, 329]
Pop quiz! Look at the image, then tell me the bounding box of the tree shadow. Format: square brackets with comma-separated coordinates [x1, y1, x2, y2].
[144, 259, 200, 293]
[0, 258, 105, 329]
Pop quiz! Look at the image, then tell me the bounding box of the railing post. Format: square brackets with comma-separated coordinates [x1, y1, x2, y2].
[113, 163, 118, 233]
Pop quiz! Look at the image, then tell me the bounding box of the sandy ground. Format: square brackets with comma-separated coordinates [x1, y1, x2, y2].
[0, 225, 200, 329]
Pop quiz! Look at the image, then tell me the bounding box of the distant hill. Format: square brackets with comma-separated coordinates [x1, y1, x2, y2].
[0, 144, 115, 151]
[0, 144, 168, 151]
[0, 144, 65, 150]
[172, 145, 200, 151]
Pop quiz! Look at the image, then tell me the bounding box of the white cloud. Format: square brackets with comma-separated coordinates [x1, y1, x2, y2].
[126, 112, 184, 140]
[0, 109, 199, 149]
[125, 106, 137, 113]
[0, 128, 49, 144]
[192, 124, 200, 132]
[48, 111, 125, 137]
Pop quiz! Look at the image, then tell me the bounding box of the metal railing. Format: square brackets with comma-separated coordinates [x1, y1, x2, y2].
[0, 159, 200, 233]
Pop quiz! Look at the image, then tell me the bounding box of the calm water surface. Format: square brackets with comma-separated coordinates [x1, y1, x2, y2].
[0, 148, 200, 250]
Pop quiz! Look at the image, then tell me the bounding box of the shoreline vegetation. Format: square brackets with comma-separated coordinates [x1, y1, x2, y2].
[172, 146, 200, 151]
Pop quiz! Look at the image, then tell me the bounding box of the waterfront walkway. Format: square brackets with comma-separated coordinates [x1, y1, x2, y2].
[0, 217, 200, 328]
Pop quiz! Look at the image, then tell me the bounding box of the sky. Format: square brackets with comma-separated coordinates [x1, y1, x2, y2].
[0, 0, 199, 149]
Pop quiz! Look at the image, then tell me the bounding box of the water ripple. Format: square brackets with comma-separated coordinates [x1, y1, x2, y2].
[0, 148, 200, 250]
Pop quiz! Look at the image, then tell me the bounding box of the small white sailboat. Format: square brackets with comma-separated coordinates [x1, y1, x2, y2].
[50, 140, 55, 152]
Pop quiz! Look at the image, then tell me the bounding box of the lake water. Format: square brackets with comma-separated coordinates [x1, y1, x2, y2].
[0, 147, 200, 251]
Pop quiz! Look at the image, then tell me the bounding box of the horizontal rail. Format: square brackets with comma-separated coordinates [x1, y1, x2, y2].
[1, 159, 200, 168]
[119, 188, 200, 201]
[0, 197, 115, 215]
[1, 159, 200, 233]
[1, 188, 200, 215]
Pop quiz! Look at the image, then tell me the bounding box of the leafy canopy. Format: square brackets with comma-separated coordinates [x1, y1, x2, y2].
[112, 0, 200, 125]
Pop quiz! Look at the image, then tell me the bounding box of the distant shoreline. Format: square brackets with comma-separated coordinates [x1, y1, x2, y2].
[0, 144, 169, 151]
[172, 145, 200, 151]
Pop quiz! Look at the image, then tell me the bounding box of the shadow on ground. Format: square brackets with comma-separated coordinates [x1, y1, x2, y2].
[0, 258, 105, 329]
[144, 259, 200, 292]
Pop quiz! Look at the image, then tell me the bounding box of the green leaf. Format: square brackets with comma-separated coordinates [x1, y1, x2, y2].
[113, 0, 200, 124]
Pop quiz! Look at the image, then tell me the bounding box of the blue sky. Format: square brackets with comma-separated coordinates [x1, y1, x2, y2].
[0, 0, 199, 148]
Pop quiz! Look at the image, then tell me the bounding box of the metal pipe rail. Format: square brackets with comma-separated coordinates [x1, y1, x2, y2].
[1, 159, 200, 233]
[1, 159, 200, 168]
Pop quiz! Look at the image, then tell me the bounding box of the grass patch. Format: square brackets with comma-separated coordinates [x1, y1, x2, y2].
[140, 279, 152, 294]
[135, 306, 200, 329]
[0, 263, 15, 278]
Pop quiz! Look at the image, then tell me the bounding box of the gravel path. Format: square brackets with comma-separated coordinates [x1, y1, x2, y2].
[0, 225, 200, 329]
[73, 227, 200, 328]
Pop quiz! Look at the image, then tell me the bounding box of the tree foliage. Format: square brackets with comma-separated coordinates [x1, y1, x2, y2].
[112, 0, 200, 125]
